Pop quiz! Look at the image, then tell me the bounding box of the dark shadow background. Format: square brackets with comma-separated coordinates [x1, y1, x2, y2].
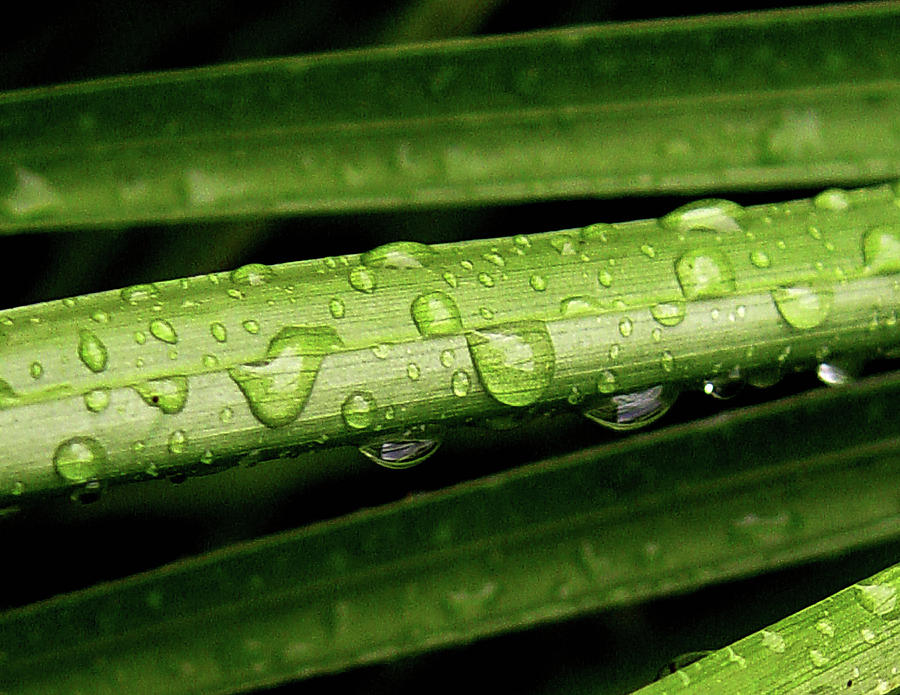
[0, 2, 897, 694]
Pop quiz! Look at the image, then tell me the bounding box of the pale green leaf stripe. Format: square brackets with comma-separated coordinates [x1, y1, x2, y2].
[1, 372, 899, 694]
[636, 560, 900, 695]
[1, 3, 900, 231]
[0, 184, 899, 504]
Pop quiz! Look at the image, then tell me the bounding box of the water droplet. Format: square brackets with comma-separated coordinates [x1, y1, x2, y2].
[91, 310, 109, 324]
[816, 358, 862, 386]
[808, 649, 829, 668]
[203, 354, 219, 368]
[483, 252, 505, 267]
[581, 223, 611, 242]
[200, 449, 214, 465]
[329, 297, 345, 319]
[53, 437, 106, 483]
[168, 430, 187, 455]
[746, 367, 782, 388]
[442, 271, 458, 288]
[210, 322, 227, 342]
[411, 291, 463, 337]
[583, 384, 678, 431]
[597, 269, 613, 288]
[855, 582, 899, 618]
[703, 370, 744, 399]
[230, 326, 344, 427]
[349, 266, 376, 293]
[406, 363, 421, 381]
[661, 350, 675, 372]
[460, 259, 474, 271]
[618, 317, 633, 338]
[808, 225, 823, 241]
[133, 376, 189, 414]
[863, 226, 900, 274]
[341, 391, 376, 429]
[640, 244, 656, 258]
[813, 188, 850, 211]
[598, 370, 617, 394]
[84, 388, 110, 413]
[359, 425, 441, 469]
[440, 349, 455, 368]
[648, 300, 686, 327]
[661, 199, 743, 233]
[514, 234, 532, 248]
[219, 405, 234, 423]
[816, 619, 835, 637]
[231, 263, 274, 286]
[78, 330, 108, 372]
[529, 274, 547, 291]
[361, 241, 435, 269]
[749, 249, 771, 268]
[760, 630, 786, 653]
[772, 284, 833, 329]
[29, 361, 42, 379]
[132, 331, 146, 345]
[227, 288, 245, 300]
[465, 321, 555, 407]
[451, 369, 470, 397]
[2, 167, 60, 218]
[608, 343, 620, 360]
[550, 234, 577, 255]
[149, 319, 178, 344]
[675, 249, 736, 299]
[242, 319, 260, 335]
[477, 272, 495, 288]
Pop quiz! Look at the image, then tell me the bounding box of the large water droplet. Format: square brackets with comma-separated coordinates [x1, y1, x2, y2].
[229, 326, 343, 427]
[465, 321, 555, 407]
[816, 358, 862, 386]
[361, 241, 436, 269]
[78, 330, 108, 372]
[149, 319, 178, 344]
[411, 291, 462, 337]
[133, 376, 189, 414]
[661, 199, 743, 233]
[862, 226, 900, 274]
[349, 266, 376, 293]
[772, 284, 833, 329]
[341, 391, 376, 429]
[650, 301, 686, 327]
[53, 437, 107, 483]
[583, 384, 678, 431]
[359, 425, 441, 469]
[231, 263, 274, 286]
[675, 249, 736, 300]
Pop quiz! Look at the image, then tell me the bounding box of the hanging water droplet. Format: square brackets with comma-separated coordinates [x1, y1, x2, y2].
[149, 319, 178, 344]
[359, 425, 441, 469]
[348, 266, 376, 293]
[816, 358, 863, 386]
[361, 241, 436, 269]
[53, 437, 107, 484]
[618, 317, 634, 337]
[675, 249, 736, 300]
[231, 263, 274, 286]
[451, 369, 470, 397]
[703, 369, 744, 399]
[210, 322, 227, 342]
[465, 321, 555, 407]
[772, 284, 833, 329]
[168, 430, 187, 455]
[661, 199, 743, 233]
[84, 388, 110, 413]
[78, 330, 108, 372]
[862, 226, 900, 274]
[341, 391, 376, 429]
[583, 384, 678, 431]
[529, 274, 546, 292]
[329, 297, 345, 319]
[650, 301, 686, 327]
[813, 188, 850, 211]
[133, 376, 189, 414]
[230, 326, 344, 427]
[749, 249, 771, 268]
[410, 291, 463, 337]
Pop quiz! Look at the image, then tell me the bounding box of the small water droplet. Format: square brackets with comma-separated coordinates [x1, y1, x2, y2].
[581, 223, 611, 243]
[550, 234, 577, 255]
[53, 437, 107, 483]
[200, 449, 214, 465]
[349, 266, 376, 293]
[84, 388, 110, 413]
[359, 425, 441, 469]
[406, 363, 421, 381]
[650, 301, 686, 327]
[772, 284, 833, 329]
[133, 331, 147, 345]
[451, 369, 470, 397]
[341, 391, 377, 429]
[661, 350, 675, 372]
[133, 376, 189, 414]
[91, 310, 110, 324]
[465, 321, 555, 407]
[514, 234, 532, 248]
[560, 296, 602, 317]
[703, 369, 744, 399]
[608, 343, 620, 360]
[460, 259, 474, 271]
[202, 354, 219, 368]
[749, 249, 771, 268]
[760, 630, 786, 653]
[149, 319, 178, 344]
[862, 226, 900, 274]
[411, 291, 463, 337]
[813, 188, 850, 211]
[529, 274, 547, 291]
[477, 272, 495, 288]
[29, 361, 43, 379]
[210, 322, 227, 342]
[442, 271, 458, 288]
[640, 244, 656, 258]
[361, 241, 436, 269]
[816, 619, 835, 637]
[440, 349, 455, 368]
[328, 297, 345, 319]
[816, 358, 862, 386]
[598, 370, 617, 394]
[226, 288, 245, 300]
[808, 649, 829, 668]
[231, 263, 274, 286]
[168, 430, 187, 455]
[583, 384, 678, 431]
[675, 249, 736, 300]
[597, 269, 613, 288]
[242, 319, 260, 335]
[219, 405, 234, 423]
[483, 252, 505, 267]
[661, 199, 743, 233]
[618, 317, 633, 337]
[78, 330, 108, 372]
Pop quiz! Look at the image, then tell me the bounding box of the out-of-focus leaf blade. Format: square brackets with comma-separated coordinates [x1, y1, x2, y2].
[2, 372, 899, 694]
[1, 3, 900, 232]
